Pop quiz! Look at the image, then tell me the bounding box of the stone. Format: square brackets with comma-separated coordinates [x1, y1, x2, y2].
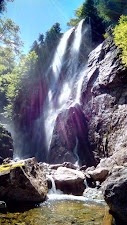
[53, 167, 85, 195]
[0, 157, 48, 203]
[0, 124, 13, 159]
[0, 201, 7, 213]
[88, 167, 109, 182]
[103, 167, 127, 224]
[0, 156, 3, 165]
[81, 37, 127, 165]
[49, 104, 96, 166]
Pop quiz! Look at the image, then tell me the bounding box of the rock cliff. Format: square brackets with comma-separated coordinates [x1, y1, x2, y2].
[81, 36, 127, 164]
[0, 124, 13, 161]
[49, 35, 127, 167]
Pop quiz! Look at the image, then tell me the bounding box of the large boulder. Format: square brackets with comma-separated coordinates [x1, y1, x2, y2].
[103, 167, 127, 225]
[53, 166, 85, 195]
[0, 157, 48, 203]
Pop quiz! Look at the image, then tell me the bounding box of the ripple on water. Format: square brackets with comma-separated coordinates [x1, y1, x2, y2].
[0, 197, 113, 225]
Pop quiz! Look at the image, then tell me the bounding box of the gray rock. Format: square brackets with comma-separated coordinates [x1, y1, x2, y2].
[0, 124, 13, 159]
[0, 157, 48, 203]
[0, 201, 7, 213]
[103, 167, 127, 224]
[88, 167, 109, 181]
[53, 167, 85, 195]
[81, 37, 127, 164]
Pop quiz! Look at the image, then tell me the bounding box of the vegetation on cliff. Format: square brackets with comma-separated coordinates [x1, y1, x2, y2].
[113, 15, 127, 67]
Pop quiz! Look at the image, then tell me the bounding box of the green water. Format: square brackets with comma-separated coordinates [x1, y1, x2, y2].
[0, 199, 112, 225]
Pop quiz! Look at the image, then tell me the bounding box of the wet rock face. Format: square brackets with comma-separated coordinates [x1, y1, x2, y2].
[103, 167, 127, 225]
[0, 158, 48, 203]
[0, 124, 13, 159]
[49, 105, 96, 166]
[48, 36, 127, 167]
[81, 37, 127, 163]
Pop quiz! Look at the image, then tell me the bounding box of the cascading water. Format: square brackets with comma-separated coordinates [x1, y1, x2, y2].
[44, 18, 92, 155]
[52, 27, 74, 80]
[73, 137, 80, 167]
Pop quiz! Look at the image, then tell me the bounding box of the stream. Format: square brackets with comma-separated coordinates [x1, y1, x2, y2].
[0, 191, 113, 225]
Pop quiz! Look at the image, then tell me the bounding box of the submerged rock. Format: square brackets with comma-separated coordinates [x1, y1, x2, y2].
[53, 166, 85, 195]
[0, 157, 48, 203]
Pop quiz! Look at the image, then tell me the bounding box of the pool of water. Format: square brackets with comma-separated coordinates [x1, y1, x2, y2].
[0, 196, 113, 225]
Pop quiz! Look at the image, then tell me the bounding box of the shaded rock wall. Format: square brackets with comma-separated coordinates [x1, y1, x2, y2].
[0, 124, 13, 160]
[49, 105, 96, 166]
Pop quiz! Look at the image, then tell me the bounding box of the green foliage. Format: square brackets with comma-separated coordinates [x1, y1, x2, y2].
[0, 0, 14, 13]
[67, 0, 103, 27]
[0, 51, 38, 118]
[30, 22, 62, 73]
[45, 22, 61, 50]
[0, 46, 15, 76]
[0, 17, 23, 54]
[113, 15, 127, 67]
[96, 0, 127, 23]
[67, 0, 127, 28]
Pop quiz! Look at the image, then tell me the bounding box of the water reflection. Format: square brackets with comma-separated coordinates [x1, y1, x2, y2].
[0, 199, 113, 225]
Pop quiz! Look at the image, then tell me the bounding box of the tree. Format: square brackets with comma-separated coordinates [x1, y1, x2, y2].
[113, 15, 127, 67]
[0, 51, 38, 119]
[0, 17, 23, 54]
[67, 0, 100, 27]
[0, 0, 14, 13]
[30, 40, 39, 55]
[0, 46, 15, 76]
[45, 22, 61, 50]
[96, 0, 127, 23]
[38, 33, 44, 45]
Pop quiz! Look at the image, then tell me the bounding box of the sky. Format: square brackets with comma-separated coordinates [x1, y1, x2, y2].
[3, 0, 85, 54]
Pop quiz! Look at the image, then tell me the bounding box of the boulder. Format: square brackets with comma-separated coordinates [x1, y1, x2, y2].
[0, 157, 48, 203]
[49, 105, 96, 167]
[0, 124, 13, 159]
[103, 167, 127, 224]
[88, 167, 109, 182]
[53, 167, 85, 195]
[0, 201, 7, 213]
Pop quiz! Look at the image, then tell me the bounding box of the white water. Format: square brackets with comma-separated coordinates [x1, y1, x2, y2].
[44, 19, 91, 152]
[73, 137, 80, 167]
[47, 175, 57, 194]
[52, 27, 74, 80]
[47, 174, 104, 204]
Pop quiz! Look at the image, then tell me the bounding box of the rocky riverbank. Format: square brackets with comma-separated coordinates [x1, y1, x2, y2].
[0, 156, 126, 224]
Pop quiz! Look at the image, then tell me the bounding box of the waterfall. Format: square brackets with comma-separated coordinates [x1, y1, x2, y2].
[47, 175, 57, 194]
[52, 27, 74, 80]
[73, 137, 80, 167]
[44, 19, 92, 153]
